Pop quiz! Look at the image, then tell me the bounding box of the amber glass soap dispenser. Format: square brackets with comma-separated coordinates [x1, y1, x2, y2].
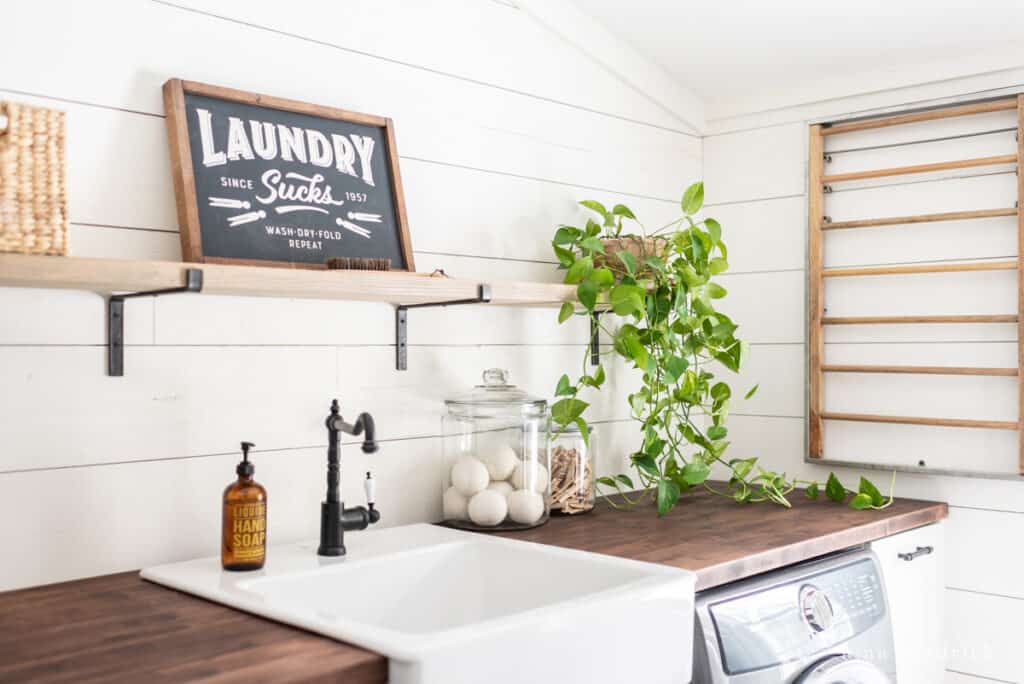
[222, 441, 267, 571]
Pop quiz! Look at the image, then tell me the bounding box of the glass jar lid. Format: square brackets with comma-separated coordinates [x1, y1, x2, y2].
[445, 368, 547, 412]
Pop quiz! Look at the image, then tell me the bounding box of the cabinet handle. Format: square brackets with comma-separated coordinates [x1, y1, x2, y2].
[898, 545, 934, 561]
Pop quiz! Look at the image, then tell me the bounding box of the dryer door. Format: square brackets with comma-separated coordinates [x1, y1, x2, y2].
[795, 654, 892, 684]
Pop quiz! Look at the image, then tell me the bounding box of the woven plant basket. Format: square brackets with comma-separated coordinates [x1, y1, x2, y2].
[0, 102, 68, 255]
[596, 237, 670, 277]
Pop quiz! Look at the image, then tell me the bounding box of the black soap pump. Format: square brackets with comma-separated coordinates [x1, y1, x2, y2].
[222, 441, 268, 570]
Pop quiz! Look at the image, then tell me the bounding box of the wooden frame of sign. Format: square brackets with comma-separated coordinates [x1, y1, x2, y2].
[163, 79, 415, 271]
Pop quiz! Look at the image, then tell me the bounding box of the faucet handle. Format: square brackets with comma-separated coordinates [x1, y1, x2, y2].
[364, 471, 376, 507]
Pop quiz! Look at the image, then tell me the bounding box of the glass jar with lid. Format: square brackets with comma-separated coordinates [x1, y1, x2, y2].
[549, 423, 595, 515]
[441, 368, 550, 530]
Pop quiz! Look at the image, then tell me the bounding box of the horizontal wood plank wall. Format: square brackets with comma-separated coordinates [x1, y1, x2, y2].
[705, 87, 1024, 683]
[0, 0, 701, 590]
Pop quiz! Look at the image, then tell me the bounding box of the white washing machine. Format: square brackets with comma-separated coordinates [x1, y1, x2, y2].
[692, 547, 896, 683]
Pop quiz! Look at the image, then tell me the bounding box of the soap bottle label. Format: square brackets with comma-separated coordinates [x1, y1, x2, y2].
[226, 502, 266, 561]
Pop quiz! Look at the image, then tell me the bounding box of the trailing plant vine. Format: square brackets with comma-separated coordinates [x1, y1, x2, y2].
[550, 182, 893, 515]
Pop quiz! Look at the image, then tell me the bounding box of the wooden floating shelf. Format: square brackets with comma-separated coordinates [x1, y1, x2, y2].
[823, 314, 1018, 325]
[0, 254, 575, 307]
[823, 208, 1018, 231]
[821, 154, 1017, 184]
[823, 412, 1019, 431]
[823, 364, 1018, 377]
[823, 261, 1016, 278]
[821, 98, 1018, 137]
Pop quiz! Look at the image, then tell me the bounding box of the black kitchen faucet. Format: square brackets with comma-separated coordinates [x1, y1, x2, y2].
[318, 399, 380, 557]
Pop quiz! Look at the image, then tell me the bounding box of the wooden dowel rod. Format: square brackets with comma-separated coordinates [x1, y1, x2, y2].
[821, 98, 1018, 136]
[822, 412, 1018, 430]
[823, 208, 1017, 231]
[823, 261, 1016, 278]
[821, 154, 1016, 184]
[823, 364, 1017, 376]
[823, 314, 1018, 325]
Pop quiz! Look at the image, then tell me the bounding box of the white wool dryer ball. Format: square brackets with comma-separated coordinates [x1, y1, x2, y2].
[511, 460, 549, 493]
[467, 489, 508, 526]
[443, 486, 469, 520]
[450, 456, 489, 497]
[487, 480, 514, 499]
[482, 445, 519, 481]
[507, 489, 545, 525]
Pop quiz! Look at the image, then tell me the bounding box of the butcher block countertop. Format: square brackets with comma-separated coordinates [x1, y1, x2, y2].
[0, 488, 946, 683]
[498, 485, 947, 591]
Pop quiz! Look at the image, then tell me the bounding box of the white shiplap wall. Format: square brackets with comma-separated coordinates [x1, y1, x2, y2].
[0, 0, 701, 591]
[704, 72, 1024, 684]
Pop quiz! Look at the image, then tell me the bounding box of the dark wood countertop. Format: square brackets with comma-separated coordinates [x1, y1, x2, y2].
[0, 488, 946, 682]
[0, 572, 387, 684]
[498, 486, 948, 590]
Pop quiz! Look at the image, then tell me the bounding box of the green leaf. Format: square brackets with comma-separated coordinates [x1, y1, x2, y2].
[615, 473, 634, 489]
[579, 199, 610, 220]
[730, 457, 756, 479]
[611, 204, 636, 219]
[657, 479, 681, 516]
[574, 418, 589, 448]
[711, 382, 731, 401]
[744, 384, 759, 400]
[681, 181, 705, 215]
[644, 437, 665, 458]
[551, 398, 589, 425]
[825, 473, 846, 503]
[553, 225, 581, 245]
[554, 374, 575, 397]
[632, 453, 660, 478]
[707, 282, 728, 299]
[681, 462, 711, 485]
[617, 250, 637, 276]
[704, 217, 721, 244]
[623, 334, 649, 370]
[610, 284, 645, 316]
[592, 363, 606, 387]
[805, 482, 820, 499]
[664, 355, 689, 384]
[858, 477, 885, 507]
[849, 493, 874, 510]
[580, 236, 605, 254]
[552, 244, 575, 268]
[589, 267, 615, 288]
[558, 301, 574, 324]
[643, 256, 667, 274]
[565, 256, 593, 284]
[577, 279, 599, 310]
[709, 257, 729, 275]
[707, 425, 728, 440]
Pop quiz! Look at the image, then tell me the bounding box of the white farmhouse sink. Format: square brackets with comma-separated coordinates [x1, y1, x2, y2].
[142, 523, 695, 684]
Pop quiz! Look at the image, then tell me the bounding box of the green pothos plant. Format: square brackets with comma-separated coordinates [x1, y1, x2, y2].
[550, 181, 894, 515]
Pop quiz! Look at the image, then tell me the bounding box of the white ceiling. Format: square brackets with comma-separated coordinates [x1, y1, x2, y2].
[572, 0, 1024, 119]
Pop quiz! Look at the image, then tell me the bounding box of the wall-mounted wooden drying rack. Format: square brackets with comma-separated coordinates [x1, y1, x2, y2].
[808, 94, 1024, 475]
[0, 253, 594, 376]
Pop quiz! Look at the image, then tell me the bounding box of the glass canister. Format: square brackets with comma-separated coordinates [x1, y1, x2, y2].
[441, 368, 550, 530]
[549, 424, 595, 515]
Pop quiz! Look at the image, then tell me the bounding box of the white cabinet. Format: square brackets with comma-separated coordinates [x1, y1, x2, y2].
[871, 522, 945, 684]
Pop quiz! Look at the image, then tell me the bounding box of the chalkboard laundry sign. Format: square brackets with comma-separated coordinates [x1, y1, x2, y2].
[163, 79, 414, 270]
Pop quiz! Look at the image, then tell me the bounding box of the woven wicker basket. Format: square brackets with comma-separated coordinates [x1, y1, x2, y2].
[0, 102, 68, 255]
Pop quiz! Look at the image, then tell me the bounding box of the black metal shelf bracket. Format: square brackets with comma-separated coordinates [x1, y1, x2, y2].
[395, 284, 492, 370]
[589, 312, 602, 366]
[108, 268, 203, 376]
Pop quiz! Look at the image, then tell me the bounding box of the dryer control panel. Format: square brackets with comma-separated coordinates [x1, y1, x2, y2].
[708, 557, 886, 675]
